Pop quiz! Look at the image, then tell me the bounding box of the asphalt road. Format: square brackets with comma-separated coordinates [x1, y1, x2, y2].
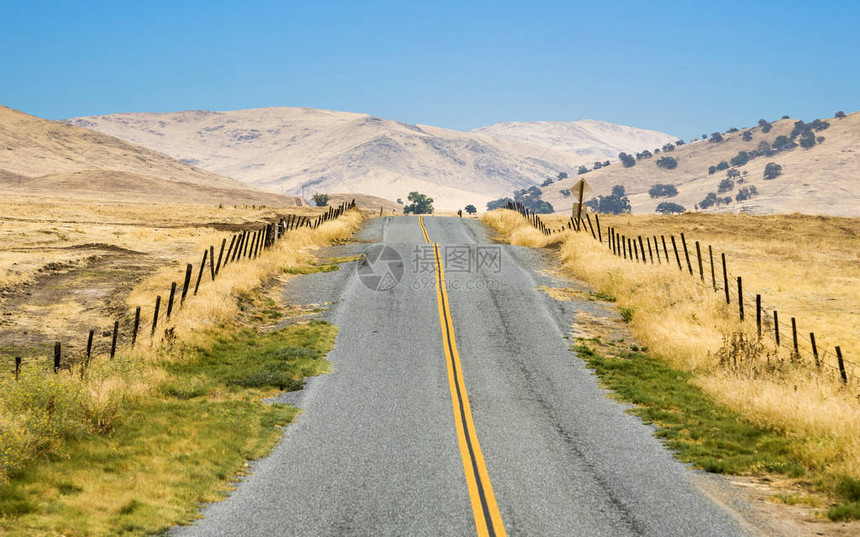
[171, 216, 756, 537]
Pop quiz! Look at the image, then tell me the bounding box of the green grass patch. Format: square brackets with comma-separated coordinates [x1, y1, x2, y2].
[574, 344, 805, 477]
[0, 320, 337, 535]
[284, 263, 339, 275]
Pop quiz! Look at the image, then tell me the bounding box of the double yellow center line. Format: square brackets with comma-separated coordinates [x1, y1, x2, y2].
[418, 216, 506, 537]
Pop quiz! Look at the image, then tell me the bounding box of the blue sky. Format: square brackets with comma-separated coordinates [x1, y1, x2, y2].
[1, 1, 858, 138]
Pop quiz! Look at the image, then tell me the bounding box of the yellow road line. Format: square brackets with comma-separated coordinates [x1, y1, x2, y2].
[419, 215, 431, 243]
[430, 240, 506, 537]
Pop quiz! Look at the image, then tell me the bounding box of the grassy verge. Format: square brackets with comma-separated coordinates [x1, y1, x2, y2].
[483, 209, 860, 520]
[0, 210, 363, 534]
[0, 320, 336, 536]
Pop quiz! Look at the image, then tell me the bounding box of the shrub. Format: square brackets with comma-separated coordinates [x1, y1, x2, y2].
[726, 168, 740, 178]
[757, 140, 771, 154]
[636, 150, 652, 160]
[836, 111, 846, 119]
[649, 184, 678, 198]
[716, 161, 729, 171]
[514, 186, 553, 213]
[742, 130, 753, 141]
[557, 171, 569, 180]
[656, 156, 677, 169]
[709, 132, 724, 143]
[464, 204, 477, 214]
[655, 202, 685, 214]
[708, 166, 717, 175]
[662, 143, 675, 152]
[758, 119, 772, 133]
[764, 163, 782, 179]
[541, 178, 554, 187]
[727, 127, 739, 133]
[675, 139, 685, 146]
[577, 165, 590, 175]
[559, 189, 571, 197]
[799, 131, 816, 149]
[311, 193, 330, 207]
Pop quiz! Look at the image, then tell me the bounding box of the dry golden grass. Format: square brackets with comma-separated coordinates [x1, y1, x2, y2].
[0, 198, 362, 485]
[483, 209, 860, 482]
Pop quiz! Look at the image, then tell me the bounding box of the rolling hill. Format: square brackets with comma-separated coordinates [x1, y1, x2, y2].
[541, 112, 860, 217]
[0, 105, 303, 206]
[65, 107, 677, 211]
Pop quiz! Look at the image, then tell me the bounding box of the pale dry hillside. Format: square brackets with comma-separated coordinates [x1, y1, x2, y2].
[543, 112, 859, 216]
[471, 119, 677, 160]
[0, 105, 304, 206]
[66, 107, 675, 211]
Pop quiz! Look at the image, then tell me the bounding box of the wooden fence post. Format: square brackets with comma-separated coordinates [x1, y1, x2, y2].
[737, 277, 744, 321]
[638, 236, 646, 263]
[194, 250, 207, 296]
[791, 318, 799, 357]
[586, 213, 596, 239]
[594, 214, 602, 242]
[132, 306, 141, 346]
[680, 233, 693, 275]
[670, 235, 682, 270]
[661, 236, 669, 264]
[774, 311, 780, 346]
[54, 342, 61, 372]
[709, 245, 716, 290]
[215, 238, 226, 275]
[646, 237, 654, 263]
[151, 296, 161, 336]
[86, 329, 94, 365]
[756, 295, 762, 338]
[110, 320, 119, 360]
[166, 282, 177, 319]
[695, 241, 704, 280]
[209, 246, 216, 280]
[654, 236, 661, 263]
[721, 253, 730, 304]
[14, 356, 21, 381]
[810, 333, 819, 367]
[836, 347, 847, 383]
[180, 263, 193, 305]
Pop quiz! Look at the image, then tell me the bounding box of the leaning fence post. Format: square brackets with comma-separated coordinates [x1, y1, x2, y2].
[585, 213, 596, 239]
[151, 296, 161, 336]
[86, 329, 94, 364]
[166, 282, 177, 319]
[638, 236, 646, 263]
[721, 253, 730, 304]
[14, 356, 21, 381]
[680, 233, 693, 275]
[209, 246, 216, 280]
[836, 347, 847, 384]
[633, 239, 639, 262]
[695, 241, 704, 280]
[646, 237, 654, 263]
[132, 306, 141, 346]
[653, 236, 661, 263]
[224, 234, 236, 267]
[670, 236, 682, 270]
[594, 214, 602, 242]
[810, 333, 819, 367]
[194, 250, 208, 296]
[737, 277, 744, 321]
[180, 263, 193, 305]
[215, 238, 226, 274]
[110, 320, 119, 360]
[709, 245, 716, 290]
[661, 236, 669, 264]
[54, 342, 61, 372]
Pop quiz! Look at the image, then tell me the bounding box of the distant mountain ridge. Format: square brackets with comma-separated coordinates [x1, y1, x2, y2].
[470, 119, 678, 160]
[65, 107, 678, 210]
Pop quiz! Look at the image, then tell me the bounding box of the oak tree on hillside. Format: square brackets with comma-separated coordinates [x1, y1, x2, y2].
[586, 185, 631, 215]
[655, 202, 685, 214]
[402, 191, 434, 214]
[618, 152, 636, 168]
[836, 111, 846, 119]
[464, 204, 477, 214]
[764, 163, 782, 180]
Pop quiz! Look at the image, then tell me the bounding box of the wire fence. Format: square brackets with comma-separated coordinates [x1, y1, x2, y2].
[9, 201, 357, 380]
[504, 202, 855, 389]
